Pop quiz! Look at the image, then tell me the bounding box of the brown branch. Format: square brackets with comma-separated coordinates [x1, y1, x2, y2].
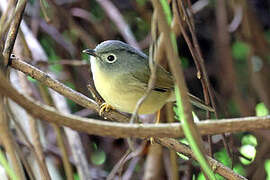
[38, 83, 71, 180]
[0, 97, 26, 179]
[49, 89, 90, 180]
[17, 73, 51, 180]
[1, 69, 270, 138]
[2, 0, 27, 66]
[154, 138, 247, 180]
[7, 100, 48, 180]
[0, 0, 16, 39]
[143, 144, 164, 179]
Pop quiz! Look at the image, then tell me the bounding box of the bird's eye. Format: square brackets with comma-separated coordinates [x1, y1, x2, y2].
[106, 54, 117, 63]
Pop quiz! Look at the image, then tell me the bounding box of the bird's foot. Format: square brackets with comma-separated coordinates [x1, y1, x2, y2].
[99, 103, 114, 116]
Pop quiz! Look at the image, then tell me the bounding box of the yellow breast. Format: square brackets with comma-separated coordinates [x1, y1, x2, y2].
[91, 59, 172, 114]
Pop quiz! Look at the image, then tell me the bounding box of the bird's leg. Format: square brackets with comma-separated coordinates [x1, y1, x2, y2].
[156, 109, 161, 124]
[150, 110, 161, 144]
[99, 103, 114, 116]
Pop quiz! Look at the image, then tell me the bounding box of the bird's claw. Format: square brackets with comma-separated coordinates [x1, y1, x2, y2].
[99, 103, 113, 116]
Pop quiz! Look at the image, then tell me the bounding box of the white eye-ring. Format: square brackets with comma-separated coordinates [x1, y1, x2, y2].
[106, 54, 117, 63]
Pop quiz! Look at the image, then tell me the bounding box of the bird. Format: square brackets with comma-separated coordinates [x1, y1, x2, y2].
[83, 40, 213, 115]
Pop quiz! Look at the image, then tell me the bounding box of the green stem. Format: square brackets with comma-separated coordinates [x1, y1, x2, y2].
[0, 149, 18, 180]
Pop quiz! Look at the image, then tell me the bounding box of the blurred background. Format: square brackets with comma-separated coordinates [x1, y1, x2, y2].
[1, 0, 270, 179]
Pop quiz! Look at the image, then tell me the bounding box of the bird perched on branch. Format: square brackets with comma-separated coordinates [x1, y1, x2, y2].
[83, 40, 213, 115]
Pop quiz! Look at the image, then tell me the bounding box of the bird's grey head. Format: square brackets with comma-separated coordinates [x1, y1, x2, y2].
[83, 40, 147, 73]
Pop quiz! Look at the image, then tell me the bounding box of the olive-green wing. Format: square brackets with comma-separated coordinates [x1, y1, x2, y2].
[129, 63, 215, 112]
[130, 63, 174, 92]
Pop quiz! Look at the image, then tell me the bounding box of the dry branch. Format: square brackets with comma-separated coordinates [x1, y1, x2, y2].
[2, 0, 27, 66]
[155, 138, 247, 180]
[0, 67, 269, 138]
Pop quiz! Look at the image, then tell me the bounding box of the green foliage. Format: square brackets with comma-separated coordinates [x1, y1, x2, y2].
[40, 0, 49, 8]
[27, 76, 37, 83]
[197, 172, 227, 180]
[81, 53, 89, 62]
[0, 149, 18, 180]
[256, 102, 269, 116]
[135, 17, 150, 40]
[134, 163, 141, 173]
[214, 148, 232, 167]
[265, 159, 270, 180]
[91, 150, 106, 165]
[49, 64, 62, 74]
[176, 152, 189, 160]
[124, 12, 149, 40]
[197, 161, 246, 180]
[241, 134, 258, 147]
[28, 0, 35, 5]
[40, 35, 62, 74]
[176, 139, 190, 160]
[64, 82, 77, 112]
[239, 144, 256, 165]
[90, 143, 106, 165]
[232, 41, 250, 61]
[181, 57, 189, 68]
[74, 173, 80, 180]
[233, 164, 246, 177]
[265, 30, 270, 44]
[89, 1, 105, 21]
[227, 99, 240, 116]
[136, 0, 147, 6]
[63, 30, 79, 45]
[160, 0, 172, 25]
[239, 134, 257, 165]
[197, 172, 206, 180]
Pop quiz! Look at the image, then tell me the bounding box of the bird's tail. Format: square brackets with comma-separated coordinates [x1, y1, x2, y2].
[187, 93, 214, 112]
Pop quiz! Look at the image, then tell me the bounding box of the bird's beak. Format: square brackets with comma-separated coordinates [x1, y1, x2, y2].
[82, 49, 97, 57]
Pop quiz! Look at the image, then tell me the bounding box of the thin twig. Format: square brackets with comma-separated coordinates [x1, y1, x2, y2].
[87, 84, 104, 105]
[129, 11, 159, 124]
[2, 0, 27, 66]
[107, 142, 146, 180]
[38, 83, 72, 180]
[39, 0, 51, 23]
[7, 100, 45, 180]
[50, 89, 90, 180]
[106, 149, 131, 180]
[0, 3, 16, 40]
[0, 0, 15, 34]
[0, 96, 25, 180]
